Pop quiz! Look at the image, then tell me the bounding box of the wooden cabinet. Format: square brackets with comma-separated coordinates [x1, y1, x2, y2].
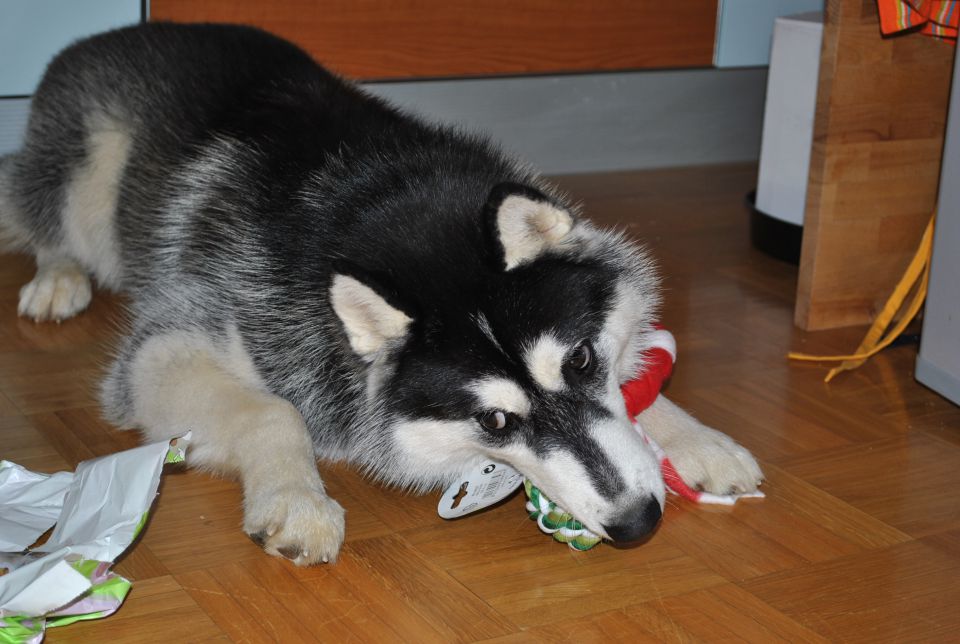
[150, 0, 718, 80]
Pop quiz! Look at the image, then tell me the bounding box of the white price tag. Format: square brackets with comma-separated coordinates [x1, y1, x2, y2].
[438, 461, 524, 519]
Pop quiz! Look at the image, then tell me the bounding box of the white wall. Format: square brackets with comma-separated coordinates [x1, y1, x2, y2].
[0, 0, 141, 96]
[715, 0, 824, 67]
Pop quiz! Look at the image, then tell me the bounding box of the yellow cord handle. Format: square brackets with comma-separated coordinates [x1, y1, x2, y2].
[788, 212, 936, 382]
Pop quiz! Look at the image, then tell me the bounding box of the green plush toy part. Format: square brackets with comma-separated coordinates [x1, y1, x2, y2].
[524, 479, 602, 551]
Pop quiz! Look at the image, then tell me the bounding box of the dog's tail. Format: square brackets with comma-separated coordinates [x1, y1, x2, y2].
[0, 153, 30, 252]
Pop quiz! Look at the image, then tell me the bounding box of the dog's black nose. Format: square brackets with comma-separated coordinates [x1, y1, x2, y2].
[603, 495, 663, 543]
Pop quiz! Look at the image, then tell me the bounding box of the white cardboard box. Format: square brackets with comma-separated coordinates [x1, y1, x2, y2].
[755, 12, 823, 226]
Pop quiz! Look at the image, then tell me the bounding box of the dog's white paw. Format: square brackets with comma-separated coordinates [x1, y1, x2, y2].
[244, 485, 346, 565]
[18, 263, 92, 322]
[662, 426, 763, 495]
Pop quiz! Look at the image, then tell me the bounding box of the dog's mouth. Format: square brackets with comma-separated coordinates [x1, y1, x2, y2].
[523, 475, 665, 545]
[505, 422, 666, 543]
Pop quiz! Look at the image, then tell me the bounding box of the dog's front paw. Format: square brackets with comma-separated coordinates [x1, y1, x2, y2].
[662, 426, 763, 496]
[18, 262, 92, 322]
[244, 485, 346, 565]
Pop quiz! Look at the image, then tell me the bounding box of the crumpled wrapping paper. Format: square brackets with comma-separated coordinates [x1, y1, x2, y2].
[0, 434, 189, 643]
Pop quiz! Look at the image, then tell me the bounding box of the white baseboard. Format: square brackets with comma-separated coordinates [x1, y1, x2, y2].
[2, 67, 769, 174]
[366, 68, 767, 175]
[916, 357, 960, 407]
[0, 97, 29, 156]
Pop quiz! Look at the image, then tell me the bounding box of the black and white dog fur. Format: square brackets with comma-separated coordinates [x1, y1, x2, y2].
[0, 23, 762, 564]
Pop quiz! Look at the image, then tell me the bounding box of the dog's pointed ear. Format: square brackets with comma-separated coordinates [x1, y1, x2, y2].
[485, 183, 575, 271]
[330, 270, 413, 359]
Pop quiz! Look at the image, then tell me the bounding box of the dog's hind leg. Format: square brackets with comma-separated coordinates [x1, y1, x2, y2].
[5, 115, 131, 322]
[17, 248, 92, 322]
[113, 329, 346, 565]
[1, 154, 92, 321]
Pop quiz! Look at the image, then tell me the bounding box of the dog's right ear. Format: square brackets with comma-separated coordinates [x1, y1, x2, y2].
[485, 183, 575, 271]
[330, 270, 413, 359]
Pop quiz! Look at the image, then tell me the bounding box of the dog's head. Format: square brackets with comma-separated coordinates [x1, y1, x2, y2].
[330, 182, 665, 543]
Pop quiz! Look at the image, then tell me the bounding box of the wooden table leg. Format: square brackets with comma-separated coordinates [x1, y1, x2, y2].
[795, 0, 954, 331]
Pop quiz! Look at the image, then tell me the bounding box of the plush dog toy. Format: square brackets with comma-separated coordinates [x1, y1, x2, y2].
[525, 328, 763, 550]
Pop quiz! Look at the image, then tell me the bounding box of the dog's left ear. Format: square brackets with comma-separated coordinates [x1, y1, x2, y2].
[330, 271, 413, 359]
[485, 183, 575, 271]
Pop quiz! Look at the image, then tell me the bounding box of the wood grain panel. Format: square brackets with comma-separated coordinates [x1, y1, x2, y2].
[624, 584, 831, 643]
[149, 0, 718, 80]
[795, 0, 955, 330]
[782, 433, 960, 538]
[741, 540, 960, 641]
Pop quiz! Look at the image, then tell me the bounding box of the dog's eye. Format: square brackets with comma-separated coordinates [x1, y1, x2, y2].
[568, 342, 592, 372]
[478, 410, 508, 431]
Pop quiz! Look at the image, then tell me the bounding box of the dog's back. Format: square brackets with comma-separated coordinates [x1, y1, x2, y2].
[0, 21, 535, 446]
[1, 23, 397, 291]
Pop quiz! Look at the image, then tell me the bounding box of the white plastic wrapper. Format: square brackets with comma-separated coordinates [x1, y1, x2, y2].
[0, 465, 73, 554]
[0, 434, 189, 642]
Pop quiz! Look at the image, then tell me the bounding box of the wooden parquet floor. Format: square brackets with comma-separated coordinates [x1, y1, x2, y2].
[2, 163, 959, 642]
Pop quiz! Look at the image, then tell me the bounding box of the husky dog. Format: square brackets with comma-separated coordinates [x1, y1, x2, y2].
[0, 23, 762, 565]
